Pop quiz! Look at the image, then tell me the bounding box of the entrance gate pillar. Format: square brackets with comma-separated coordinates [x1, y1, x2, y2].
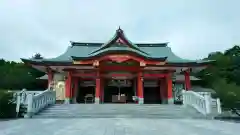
[137, 72, 144, 104]
[166, 73, 173, 104]
[47, 70, 53, 88]
[95, 74, 101, 104]
[64, 71, 72, 104]
[72, 78, 79, 103]
[160, 79, 167, 104]
[184, 70, 191, 90]
[100, 78, 104, 103]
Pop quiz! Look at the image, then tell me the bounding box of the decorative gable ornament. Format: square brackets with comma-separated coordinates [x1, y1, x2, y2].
[93, 60, 99, 66]
[116, 37, 127, 45]
[140, 61, 146, 67]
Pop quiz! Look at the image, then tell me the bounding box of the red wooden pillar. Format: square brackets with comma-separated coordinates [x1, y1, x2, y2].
[95, 72, 101, 104]
[47, 70, 53, 88]
[73, 77, 79, 103]
[137, 72, 144, 104]
[166, 73, 173, 104]
[100, 78, 104, 103]
[160, 79, 166, 104]
[65, 71, 72, 104]
[184, 71, 191, 90]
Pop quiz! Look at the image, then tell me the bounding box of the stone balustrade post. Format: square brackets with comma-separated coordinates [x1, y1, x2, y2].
[216, 98, 222, 114]
[204, 94, 211, 114]
[25, 94, 33, 118]
[182, 90, 187, 106]
[16, 93, 21, 116]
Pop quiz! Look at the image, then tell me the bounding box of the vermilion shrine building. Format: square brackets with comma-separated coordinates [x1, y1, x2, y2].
[22, 28, 211, 104]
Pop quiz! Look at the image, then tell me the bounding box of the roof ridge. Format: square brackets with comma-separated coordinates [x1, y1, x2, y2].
[137, 43, 169, 47]
[70, 41, 103, 46]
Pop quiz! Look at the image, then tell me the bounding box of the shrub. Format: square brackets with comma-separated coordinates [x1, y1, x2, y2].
[0, 91, 16, 118]
[212, 79, 240, 109]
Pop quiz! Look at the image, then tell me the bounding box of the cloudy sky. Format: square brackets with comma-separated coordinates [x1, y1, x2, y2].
[0, 0, 239, 61]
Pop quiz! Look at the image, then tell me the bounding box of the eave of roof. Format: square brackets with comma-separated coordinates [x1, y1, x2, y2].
[21, 57, 213, 67]
[21, 58, 73, 66]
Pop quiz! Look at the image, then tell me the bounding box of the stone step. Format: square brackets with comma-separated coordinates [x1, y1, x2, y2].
[48, 105, 184, 109]
[42, 107, 188, 112]
[37, 111, 189, 114]
[40, 109, 198, 113]
[33, 113, 206, 119]
[52, 104, 181, 107]
[33, 104, 205, 119]
[43, 105, 184, 109]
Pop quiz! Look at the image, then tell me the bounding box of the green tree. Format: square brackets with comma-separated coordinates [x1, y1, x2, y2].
[197, 45, 240, 109]
[0, 58, 45, 90]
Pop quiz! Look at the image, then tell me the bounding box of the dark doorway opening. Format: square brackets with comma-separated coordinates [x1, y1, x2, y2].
[103, 79, 135, 103]
[121, 87, 135, 103]
[143, 86, 161, 104]
[104, 86, 118, 103]
[76, 86, 95, 103]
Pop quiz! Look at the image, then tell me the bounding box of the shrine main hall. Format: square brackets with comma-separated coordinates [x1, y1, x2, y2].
[21, 28, 210, 104]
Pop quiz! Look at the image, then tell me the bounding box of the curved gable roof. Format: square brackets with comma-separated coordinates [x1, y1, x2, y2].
[21, 28, 213, 66]
[90, 28, 148, 55]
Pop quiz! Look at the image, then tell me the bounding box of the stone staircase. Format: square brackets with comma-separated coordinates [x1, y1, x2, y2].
[32, 104, 207, 119]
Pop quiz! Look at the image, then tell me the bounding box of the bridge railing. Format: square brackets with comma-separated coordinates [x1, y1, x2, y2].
[182, 90, 211, 115]
[182, 90, 222, 115]
[15, 90, 43, 104]
[24, 89, 56, 118]
[15, 89, 43, 116]
[211, 98, 222, 114]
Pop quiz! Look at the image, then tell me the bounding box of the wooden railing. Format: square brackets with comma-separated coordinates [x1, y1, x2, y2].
[24, 89, 56, 118]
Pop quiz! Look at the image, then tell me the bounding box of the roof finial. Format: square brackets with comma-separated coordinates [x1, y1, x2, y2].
[117, 26, 123, 33]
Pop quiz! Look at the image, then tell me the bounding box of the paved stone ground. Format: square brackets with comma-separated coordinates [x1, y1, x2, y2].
[0, 118, 239, 135]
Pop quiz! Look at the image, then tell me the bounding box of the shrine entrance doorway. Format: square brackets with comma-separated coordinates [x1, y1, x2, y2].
[103, 79, 135, 103]
[76, 80, 95, 104]
[143, 79, 161, 104]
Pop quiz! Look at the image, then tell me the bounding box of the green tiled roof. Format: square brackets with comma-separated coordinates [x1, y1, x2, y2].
[89, 46, 148, 57]
[22, 44, 211, 65]
[21, 28, 212, 66]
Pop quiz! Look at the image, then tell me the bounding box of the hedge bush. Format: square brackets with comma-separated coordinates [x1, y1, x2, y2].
[0, 91, 16, 118]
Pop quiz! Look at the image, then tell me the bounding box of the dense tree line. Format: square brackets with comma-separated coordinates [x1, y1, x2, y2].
[197, 45, 240, 109]
[0, 53, 46, 90]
